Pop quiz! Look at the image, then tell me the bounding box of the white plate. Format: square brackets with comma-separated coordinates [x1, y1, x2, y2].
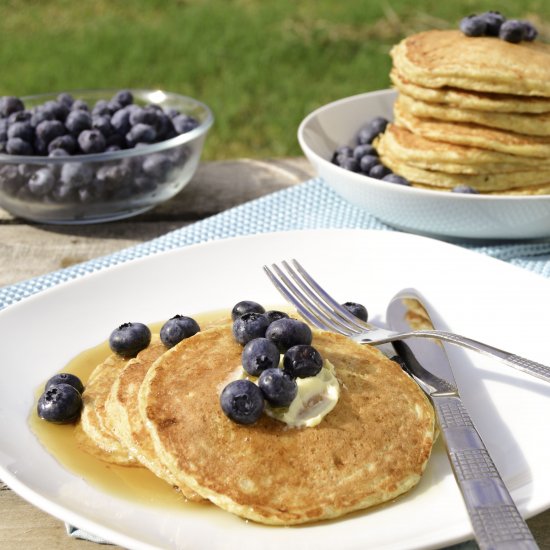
[298, 89, 550, 240]
[2, 229, 550, 550]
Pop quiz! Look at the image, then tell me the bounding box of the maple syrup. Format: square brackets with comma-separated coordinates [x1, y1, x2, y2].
[29, 311, 229, 509]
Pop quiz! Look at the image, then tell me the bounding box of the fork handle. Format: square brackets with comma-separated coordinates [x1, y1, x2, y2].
[432, 394, 538, 550]
[404, 330, 550, 385]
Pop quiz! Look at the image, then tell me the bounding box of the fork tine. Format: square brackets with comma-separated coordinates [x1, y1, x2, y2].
[280, 260, 362, 335]
[263, 265, 355, 336]
[288, 259, 371, 332]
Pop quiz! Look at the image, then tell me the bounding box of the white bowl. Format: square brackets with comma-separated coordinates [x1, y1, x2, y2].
[298, 89, 550, 240]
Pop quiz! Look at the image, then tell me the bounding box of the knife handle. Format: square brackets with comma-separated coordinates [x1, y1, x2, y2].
[432, 394, 539, 550]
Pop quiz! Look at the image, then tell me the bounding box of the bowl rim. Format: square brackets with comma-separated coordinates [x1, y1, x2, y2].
[0, 88, 214, 164]
[297, 88, 548, 203]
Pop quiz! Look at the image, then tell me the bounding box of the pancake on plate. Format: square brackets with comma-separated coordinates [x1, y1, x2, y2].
[77, 354, 138, 466]
[140, 325, 436, 525]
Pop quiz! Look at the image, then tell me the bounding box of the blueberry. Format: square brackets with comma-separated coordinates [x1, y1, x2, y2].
[113, 90, 133, 107]
[92, 100, 111, 117]
[30, 106, 55, 128]
[342, 301, 368, 322]
[126, 123, 156, 146]
[65, 109, 92, 136]
[45, 373, 84, 394]
[480, 11, 506, 36]
[28, 168, 55, 196]
[35, 119, 65, 145]
[8, 110, 31, 124]
[6, 137, 33, 155]
[111, 107, 133, 136]
[48, 134, 77, 154]
[265, 318, 312, 353]
[71, 99, 90, 111]
[368, 164, 392, 179]
[0, 96, 24, 117]
[339, 156, 360, 172]
[359, 154, 379, 174]
[459, 15, 486, 37]
[353, 144, 377, 160]
[37, 383, 82, 424]
[43, 100, 69, 121]
[33, 136, 48, 155]
[129, 107, 159, 127]
[141, 153, 172, 179]
[57, 92, 75, 107]
[48, 148, 69, 157]
[7, 121, 34, 142]
[242, 337, 280, 376]
[60, 162, 94, 188]
[357, 117, 388, 144]
[109, 322, 151, 358]
[172, 114, 199, 134]
[521, 21, 538, 42]
[50, 182, 77, 202]
[160, 315, 200, 348]
[382, 173, 410, 186]
[220, 379, 264, 425]
[263, 310, 289, 324]
[232, 312, 269, 345]
[452, 184, 479, 194]
[78, 129, 106, 153]
[258, 368, 298, 407]
[499, 20, 525, 43]
[331, 145, 353, 164]
[92, 115, 113, 137]
[283, 344, 323, 378]
[231, 300, 265, 321]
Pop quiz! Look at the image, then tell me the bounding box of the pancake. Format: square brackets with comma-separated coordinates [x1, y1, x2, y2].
[378, 150, 550, 192]
[79, 354, 138, 466]
[390, 70, 550, 114]
[396, 93, 550, 137]
[394, 102, 550, 158]
[375, 124, 550, 175]
[105, 335, 204, 502]
[391, 30, 550, 96]
[140, 325, 435, 525]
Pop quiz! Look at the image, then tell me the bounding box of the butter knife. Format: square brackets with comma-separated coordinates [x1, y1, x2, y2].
[387, 289, 539, 550]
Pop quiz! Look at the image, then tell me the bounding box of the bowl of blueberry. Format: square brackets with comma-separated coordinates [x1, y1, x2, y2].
[0, 89, 213, 224]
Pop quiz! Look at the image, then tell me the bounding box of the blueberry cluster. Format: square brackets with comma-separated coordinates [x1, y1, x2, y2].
[37, 372, 84, 424]
[0, 90, 198, 156]
[0, 90, 199, 209]
[220, 299, 368, 425]
[459, 12, 538, 43]
[331, 117, 410, 187]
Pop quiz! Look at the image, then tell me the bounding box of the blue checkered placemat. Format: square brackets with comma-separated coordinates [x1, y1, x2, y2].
[5, 177, 549, 549]
[2, 178, 550, 312]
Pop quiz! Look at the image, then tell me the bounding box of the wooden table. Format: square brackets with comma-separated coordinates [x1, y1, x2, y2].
[1, 158, 549, 549]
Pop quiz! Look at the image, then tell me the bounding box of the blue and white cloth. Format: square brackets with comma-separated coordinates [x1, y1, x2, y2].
[5, 177, 549, 549]
[2, 178, 550, 311]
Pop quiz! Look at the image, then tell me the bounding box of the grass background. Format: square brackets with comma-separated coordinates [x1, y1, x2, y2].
[1, 0, 549, 160]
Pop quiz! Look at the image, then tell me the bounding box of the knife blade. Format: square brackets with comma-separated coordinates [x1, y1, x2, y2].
[386, 289, 539, 550]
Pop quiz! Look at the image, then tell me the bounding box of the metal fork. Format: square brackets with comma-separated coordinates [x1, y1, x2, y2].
[263, 259, 550, 384]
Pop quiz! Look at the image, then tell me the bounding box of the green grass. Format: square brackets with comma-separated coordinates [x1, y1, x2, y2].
[1, 0, 549, 159]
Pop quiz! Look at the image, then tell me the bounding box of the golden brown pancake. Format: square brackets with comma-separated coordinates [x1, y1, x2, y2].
[390, 70, 550, 113]
[391, 30, 550, 96]
[140, 326, 435, 525]
[396, 93, 550, 137]
[105, 336, 204, 502]
[375, 124, 550, 175]
[394, 101, 550, 158]
[79, 354, 138, 466]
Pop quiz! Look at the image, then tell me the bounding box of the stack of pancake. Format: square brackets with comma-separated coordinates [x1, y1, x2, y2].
[75, 318, 436, 525]
[375, 29, 550, 194]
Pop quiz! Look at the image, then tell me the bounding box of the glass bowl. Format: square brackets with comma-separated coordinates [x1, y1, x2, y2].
[0, 89, 213, 224]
